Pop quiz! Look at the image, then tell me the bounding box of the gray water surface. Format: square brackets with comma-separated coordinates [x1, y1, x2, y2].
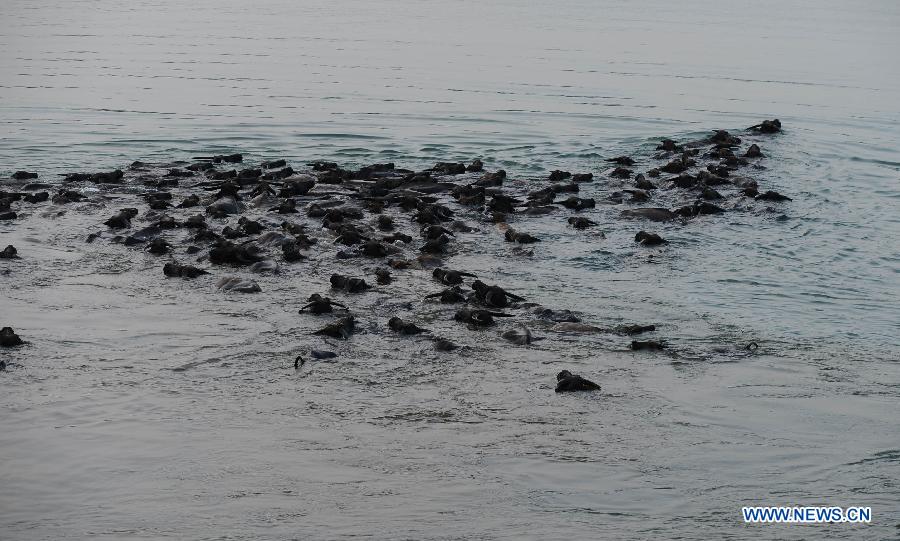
[2, 1, 900, 539]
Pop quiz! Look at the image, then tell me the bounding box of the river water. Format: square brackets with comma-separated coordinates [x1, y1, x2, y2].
[1, 1, 899, 539]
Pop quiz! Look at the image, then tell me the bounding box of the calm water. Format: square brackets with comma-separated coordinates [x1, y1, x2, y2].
[2, 1, 899, 539]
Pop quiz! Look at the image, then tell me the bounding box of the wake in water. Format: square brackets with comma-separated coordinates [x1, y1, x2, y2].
[2, 120, 788, 376]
